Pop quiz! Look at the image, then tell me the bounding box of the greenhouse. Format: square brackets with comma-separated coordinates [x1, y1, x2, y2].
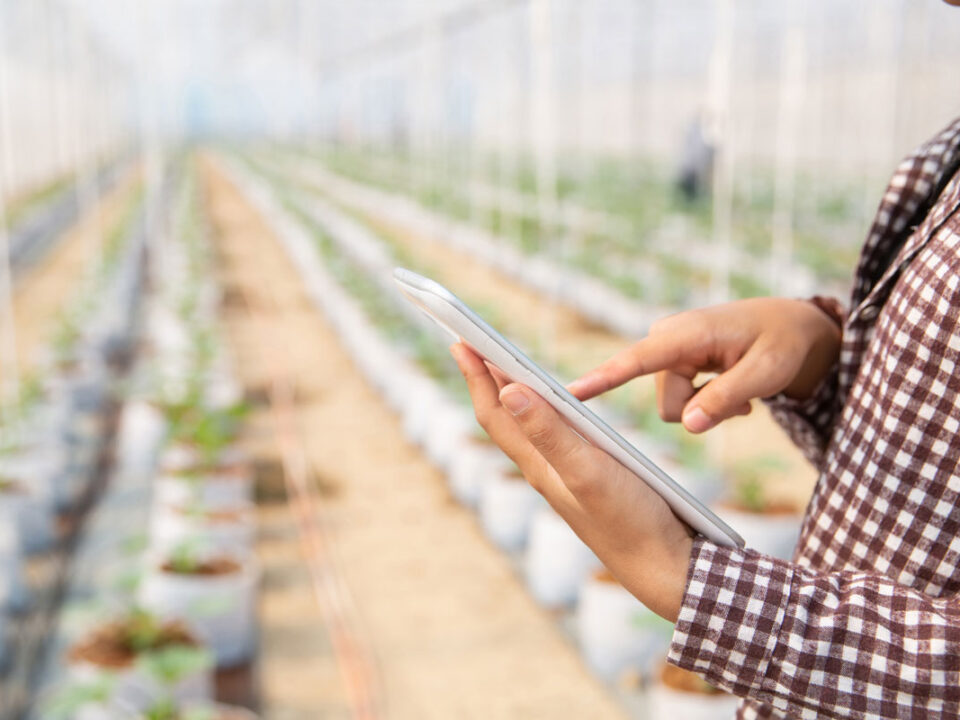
[1, 1, 960, 719]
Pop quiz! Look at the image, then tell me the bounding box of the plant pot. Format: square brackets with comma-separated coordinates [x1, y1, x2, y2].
[150, 504, 255, 559]
[575, 569, 671, 681]
[158, 444, 248, 475]
[154, 470, 253, 513]
[66, 618, 213, 713]
[448, 439, 507, 508]
[139, 556, 259, 667]
[524, 508, 601, 608]
[423, 400, 474, 471]
[711, 504, 803, 560]
[114, 401, 167, 479]
[647, 663, 740, 720]
[479, 468, 542, 551]
[400, 379, 443, 447]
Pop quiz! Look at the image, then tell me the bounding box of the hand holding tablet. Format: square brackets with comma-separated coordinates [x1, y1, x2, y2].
[394, 267, 744, 550]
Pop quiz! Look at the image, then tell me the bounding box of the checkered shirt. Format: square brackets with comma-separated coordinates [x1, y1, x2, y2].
[668, 115, 960, 719]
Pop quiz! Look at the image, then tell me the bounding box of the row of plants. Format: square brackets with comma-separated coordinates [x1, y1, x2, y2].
[6, 156, 133, 278]
[229, 158, 772, 717]
[280, 143, 866, 298]
[38, 162, 258, 720]
[0, 173, 148, 714]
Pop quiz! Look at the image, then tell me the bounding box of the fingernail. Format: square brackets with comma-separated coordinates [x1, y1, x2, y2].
[500, 389, 530, 415]
[683, 406, 713, 433]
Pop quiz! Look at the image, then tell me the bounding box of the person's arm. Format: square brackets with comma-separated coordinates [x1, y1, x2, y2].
[670, 538, 960, 719]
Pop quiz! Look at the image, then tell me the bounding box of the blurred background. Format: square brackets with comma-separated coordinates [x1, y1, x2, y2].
[0, 1, 958, 718]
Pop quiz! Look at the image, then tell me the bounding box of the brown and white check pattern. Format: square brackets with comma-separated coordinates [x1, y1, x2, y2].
[668, 115, 960, 719]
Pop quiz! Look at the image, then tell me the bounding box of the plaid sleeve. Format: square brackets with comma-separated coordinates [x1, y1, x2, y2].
[761, 296, 846, 469]
[668, 539, 960, 719]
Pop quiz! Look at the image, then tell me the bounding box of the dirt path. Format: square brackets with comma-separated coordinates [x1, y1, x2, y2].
[5, 172, 140, 377]
[203, 159, 625, 720]
[337, 206, 817, 506]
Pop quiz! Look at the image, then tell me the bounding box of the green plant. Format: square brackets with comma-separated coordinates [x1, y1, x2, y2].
[42, 677, 115, 719]
[166, 400, 249, 468]
[125, 607, 167, 652]
[136, 646, 215, 720]
[138, 644, 214, 689]
[168, 540, 202, 575]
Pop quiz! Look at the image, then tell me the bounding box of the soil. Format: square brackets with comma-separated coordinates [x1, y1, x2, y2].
[67, 618, 197, 669]
[203, 157, 627, 719]
[659, 663, 723, 695]
[161, 556, 241, 576]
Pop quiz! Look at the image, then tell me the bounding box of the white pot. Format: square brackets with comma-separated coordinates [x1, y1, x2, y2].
[711, 506, 803, 560]
[401, 379, 443, 447]
[479, 468, 542, 552]
[159, 444, 248, 474]
[524, 508, 600, 608]
[575, 570, 672, 680]
[647, 680, 741, 720]
[139, 558, 259, 667]
[448, 440, 507, 508]
[381, 365, 421, 413]
[155, 469, 252, 512]
[114, 402, 166, 479]
[67, 658, 212, 714]
[423, 401, 474, 471]
[150, 504, 256, 559]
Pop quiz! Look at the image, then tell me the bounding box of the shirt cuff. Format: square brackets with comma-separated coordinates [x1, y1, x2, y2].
[667, 537, 795, 697]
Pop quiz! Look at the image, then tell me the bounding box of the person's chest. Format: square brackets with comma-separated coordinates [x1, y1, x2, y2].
[795, 189, 960, 596]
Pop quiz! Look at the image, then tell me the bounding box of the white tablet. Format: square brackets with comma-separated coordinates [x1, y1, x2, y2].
[394, 268, 744, 549]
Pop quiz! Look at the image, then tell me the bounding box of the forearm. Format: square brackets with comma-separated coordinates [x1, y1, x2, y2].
[669, 539, 960, 719]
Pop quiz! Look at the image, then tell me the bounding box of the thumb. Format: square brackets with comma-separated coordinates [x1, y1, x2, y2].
[498, 383, 592, 474]
[681, 343, 798, 433]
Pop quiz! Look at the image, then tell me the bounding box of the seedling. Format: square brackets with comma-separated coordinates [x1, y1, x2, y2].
[42, 677, 115, 719]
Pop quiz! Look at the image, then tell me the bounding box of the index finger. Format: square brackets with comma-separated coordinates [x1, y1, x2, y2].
[566, 322, 706, 401]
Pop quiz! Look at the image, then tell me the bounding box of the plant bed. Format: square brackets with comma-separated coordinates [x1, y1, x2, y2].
[139, 550, 258, 667]
[646, 663, 740, 719]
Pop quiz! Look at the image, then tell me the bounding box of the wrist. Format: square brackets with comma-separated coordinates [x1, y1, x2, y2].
[618, 531, 695, 623]
[783, 298, 843, 400]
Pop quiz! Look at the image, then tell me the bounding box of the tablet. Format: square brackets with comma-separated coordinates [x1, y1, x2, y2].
[393, 267, 744, 549]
